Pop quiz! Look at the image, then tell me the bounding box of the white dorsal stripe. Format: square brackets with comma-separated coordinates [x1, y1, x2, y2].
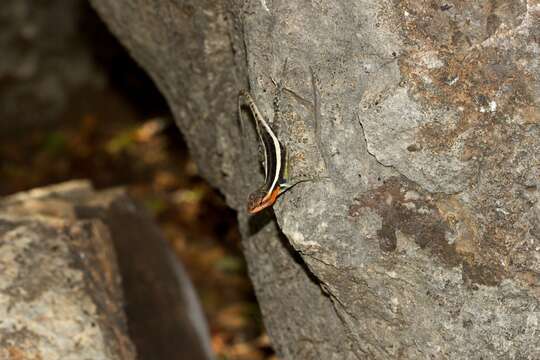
[242, 92, 282, 198]
[259, 115, 281, 198]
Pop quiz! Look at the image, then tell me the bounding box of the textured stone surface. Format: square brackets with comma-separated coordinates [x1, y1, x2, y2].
[0, 181, 214, 360]
[0, 181, 136, 359]
[76, 188, 215, 360]
[89, 0, 540, 358]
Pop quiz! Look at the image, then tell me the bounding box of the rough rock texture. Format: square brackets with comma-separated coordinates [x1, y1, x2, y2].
[75, 186, 215, 360]
[0, 0, 103, 132]
[0, 181, 136, 359]
[89, 0, 540, 359]
[0, 181, 214, 360]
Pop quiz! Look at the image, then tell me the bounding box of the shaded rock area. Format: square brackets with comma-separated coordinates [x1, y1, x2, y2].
[0, 181, 213, 360]
[88, 0, 539, 359]
[0, 0, 106, 132]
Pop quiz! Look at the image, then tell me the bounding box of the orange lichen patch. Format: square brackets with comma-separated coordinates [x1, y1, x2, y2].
[7, 347, 42, 360]
[7, 347, 25, 360]
[436, 197, 478, 257]
[291, 151, 306, 163]
[435, 196, 506, 285]
[516, 271, 540, 297]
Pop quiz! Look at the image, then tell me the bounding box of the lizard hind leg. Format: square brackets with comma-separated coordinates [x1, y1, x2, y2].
[279, 149, 329, 193]
[280, 175, 330, 193]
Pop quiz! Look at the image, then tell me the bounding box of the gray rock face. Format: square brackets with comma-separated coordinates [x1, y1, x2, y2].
[0, 181, 136, 359]
[89, 0, 540, 358]
[0, 0, 103, 132]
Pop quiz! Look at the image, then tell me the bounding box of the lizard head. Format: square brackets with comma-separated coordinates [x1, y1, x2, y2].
[247, 186, 281, 214]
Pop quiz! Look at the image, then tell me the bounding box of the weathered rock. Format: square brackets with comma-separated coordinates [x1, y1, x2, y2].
[75, 186, 215, 360]
[89, 0, 540, 359]
[0, 181, 214, 360]
[0, 181, 135, 359]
